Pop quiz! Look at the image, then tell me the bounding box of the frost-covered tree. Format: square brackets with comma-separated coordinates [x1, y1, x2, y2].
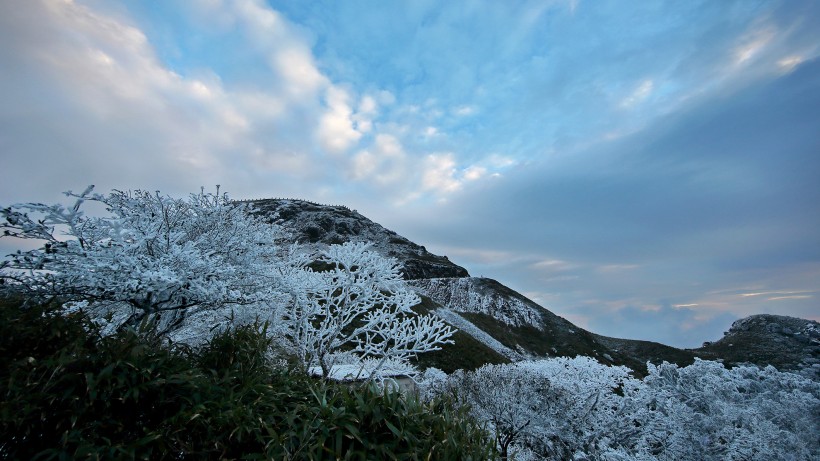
[519, 357, 639, 459]
[446, 363, 551, 460]
[434, 357, 820, 461]
[2, 189, 455, 379]
[282, 242, 455, 380]
[631, 360, 820, 460]
[1, 186, 287, 334]
[445, 358, 639, 460]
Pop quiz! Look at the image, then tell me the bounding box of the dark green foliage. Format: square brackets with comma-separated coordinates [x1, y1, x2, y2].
[0, 297, 495, 460]
[1, 297, 205, 459]
[0, 295, 96, 364]
[289, 384, 494, 460]
[594, 335, 700, 374]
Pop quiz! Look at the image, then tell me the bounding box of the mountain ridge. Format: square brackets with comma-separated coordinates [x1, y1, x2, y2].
[246, 198, 818, 378]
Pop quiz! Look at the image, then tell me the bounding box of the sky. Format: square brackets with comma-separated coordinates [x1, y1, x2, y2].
[1, 0, 819, 348]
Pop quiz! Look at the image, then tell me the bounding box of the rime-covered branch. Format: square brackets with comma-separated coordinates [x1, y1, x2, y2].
[282, 242, 455, 381]
[1, 186, 286, 332]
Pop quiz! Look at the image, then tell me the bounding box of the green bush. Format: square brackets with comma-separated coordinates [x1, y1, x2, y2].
[1, 297, 205, 459]
[0, 297, 495, 460]
[296, 384, 494, 460]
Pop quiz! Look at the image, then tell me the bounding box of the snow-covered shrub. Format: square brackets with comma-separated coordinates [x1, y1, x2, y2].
[631, 360, 820, 460]
[434, 357, 820, 460]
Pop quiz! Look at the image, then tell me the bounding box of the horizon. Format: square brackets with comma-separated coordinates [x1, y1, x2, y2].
[1, 0, 818, 348]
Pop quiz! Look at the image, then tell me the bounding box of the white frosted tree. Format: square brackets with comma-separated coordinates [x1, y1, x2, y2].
[445, 358, 640, 460]
[1, 186, 287, 335]
[632, 360, 820, 460]
[282, 242, 455, 380]
[437, 357, 820, 461]
[445, 363, 551, 461]
[2, 188, 456, 378]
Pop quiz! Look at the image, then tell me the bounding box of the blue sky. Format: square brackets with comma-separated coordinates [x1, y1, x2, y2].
[1, 0, 818, 347]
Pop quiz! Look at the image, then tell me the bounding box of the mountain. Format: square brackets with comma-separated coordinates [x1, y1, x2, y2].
[245, 198, 818, 378]
[693, 315, 820, 380]
[246, 199, 468, 279]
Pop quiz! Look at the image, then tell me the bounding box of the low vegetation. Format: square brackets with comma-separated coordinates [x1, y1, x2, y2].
[0, 297, 495, 460]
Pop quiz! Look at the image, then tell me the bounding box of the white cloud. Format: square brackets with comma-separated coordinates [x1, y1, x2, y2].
[358, 95, 378, 114]
[351, 134, 406, 184]
[271, 46, 327, 99]
[463, 165, 486, 181]
[733, 26, 775, 66]
[767, 295, 812, 301]
[416, 155, 495, 197]
[777, 55, 804, 73]
[352, 94, 380, 134]
[619, 79, 654, 109]
[453, 105, 476, 116]
[422, 153, 461, 194]
[0, 0, 365, 204]
[317, 85, 362, 153]
[375, 90, 396, 106]
[487, 154, 517, 168]
[596, 264, 640, 273]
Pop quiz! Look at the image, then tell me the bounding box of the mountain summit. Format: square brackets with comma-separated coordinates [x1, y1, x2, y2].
[246, 198, 468, 280]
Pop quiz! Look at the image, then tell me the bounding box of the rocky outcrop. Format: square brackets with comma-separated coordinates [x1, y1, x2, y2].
[694, 314, 820, 379]
[244, 199, 469, 279]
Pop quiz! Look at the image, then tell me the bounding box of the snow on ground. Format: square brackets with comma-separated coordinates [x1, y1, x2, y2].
[433, 308, 523, 361]
[411, 277, 544, 328]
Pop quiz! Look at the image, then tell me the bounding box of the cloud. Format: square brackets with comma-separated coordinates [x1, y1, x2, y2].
[462, 165, 486, 181]
[317, 86, 362, 153]
[777, 55, 804, 73]
[421, 154, 460, 195]
[453, 105, 476, 117]
[350, 134, 407, 185]
[1, 0, 439, 205]
[0, 0, 230, 199]
[578, 302, 737, 348]
[271, 46, 326, 99]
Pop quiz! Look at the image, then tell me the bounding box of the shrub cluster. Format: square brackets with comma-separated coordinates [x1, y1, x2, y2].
[0, 298, 494, 460]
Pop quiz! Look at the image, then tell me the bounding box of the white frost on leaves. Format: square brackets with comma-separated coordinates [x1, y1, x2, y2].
[430, 357, 820, 461]
[410, 277, 544, 327]
[433, 308, 523, 361]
